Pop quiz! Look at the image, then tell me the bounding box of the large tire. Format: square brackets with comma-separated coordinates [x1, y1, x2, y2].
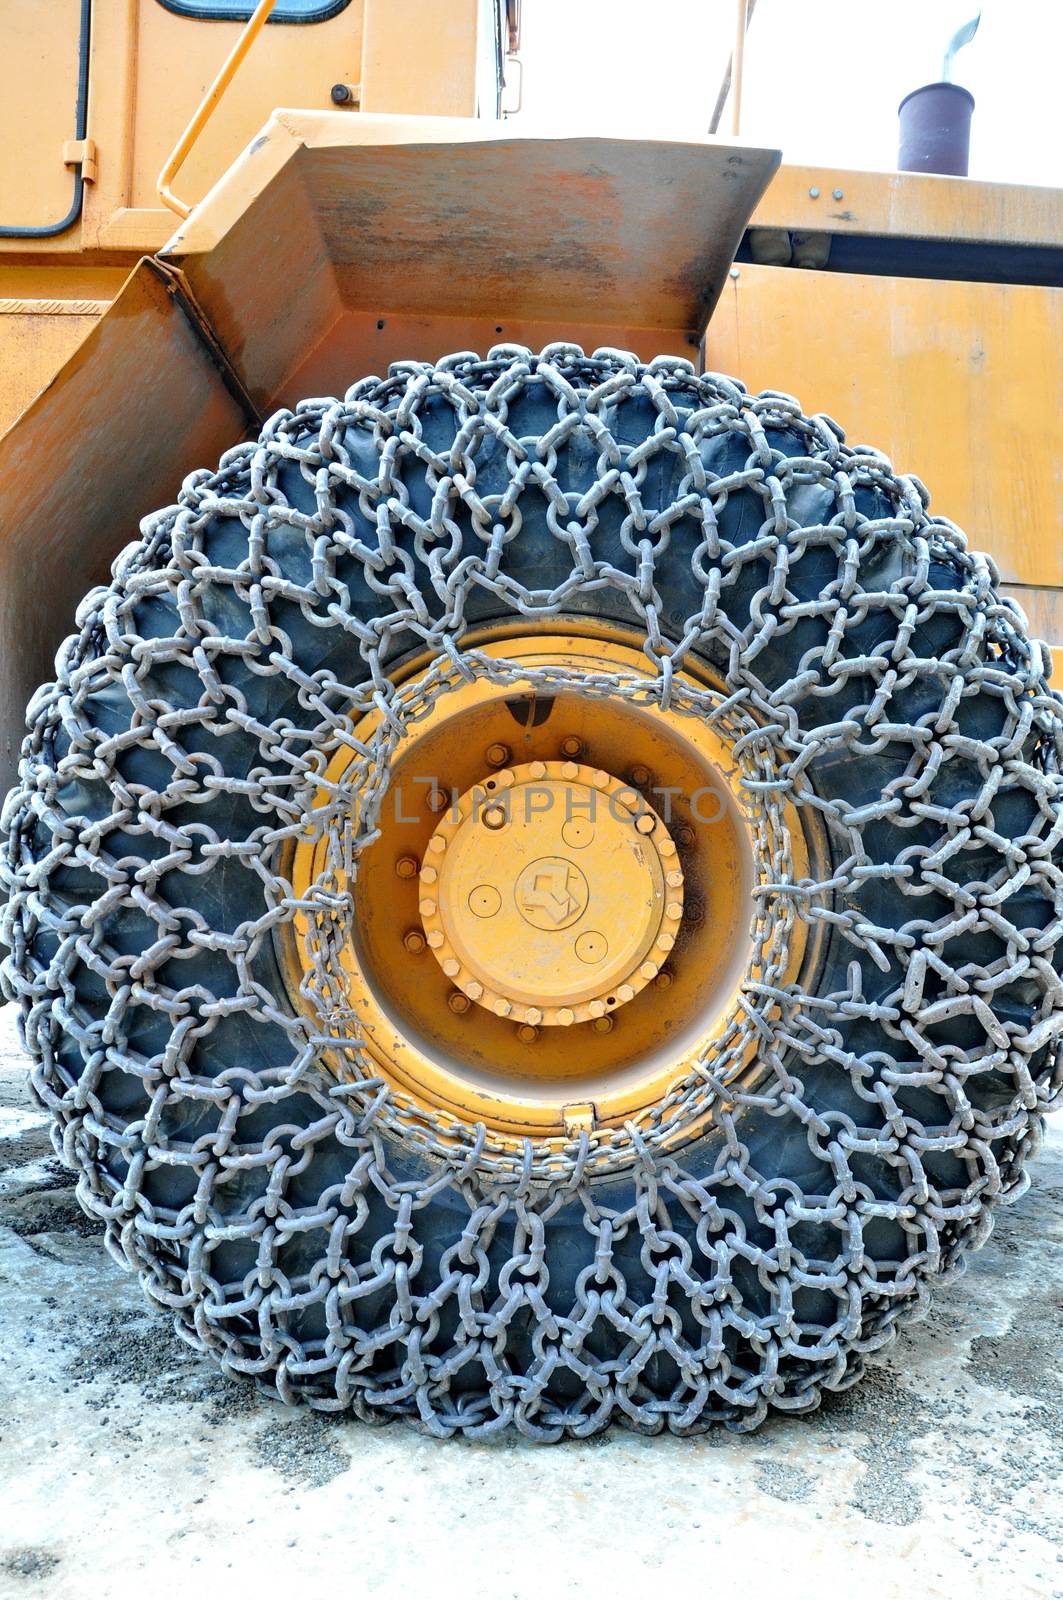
[4, 344, 1062, 1439]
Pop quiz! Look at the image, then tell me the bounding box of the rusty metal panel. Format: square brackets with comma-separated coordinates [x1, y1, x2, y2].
[706, 262, 1063, 589]
[162, 114, 781, 408]
[0, 260, 252, 771]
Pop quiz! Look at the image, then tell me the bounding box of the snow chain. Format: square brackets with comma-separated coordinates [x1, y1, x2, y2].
[3, 344, 1062, 1438]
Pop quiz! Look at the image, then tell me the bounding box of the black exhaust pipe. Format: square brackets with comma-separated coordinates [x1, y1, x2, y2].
[897, 81, 975, 176]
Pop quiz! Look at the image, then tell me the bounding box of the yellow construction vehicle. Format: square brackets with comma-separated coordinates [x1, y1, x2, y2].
[2, 0, 1061, 1438]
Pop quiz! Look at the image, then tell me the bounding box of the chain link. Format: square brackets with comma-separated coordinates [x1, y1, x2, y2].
[3, 343, 1062, 1438]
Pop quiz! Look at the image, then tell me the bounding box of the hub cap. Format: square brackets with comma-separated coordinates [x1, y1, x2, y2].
[419, 761, 684, 1027]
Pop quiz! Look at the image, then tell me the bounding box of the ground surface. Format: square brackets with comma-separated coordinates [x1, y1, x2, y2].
[0, 1004, 1060, 1600]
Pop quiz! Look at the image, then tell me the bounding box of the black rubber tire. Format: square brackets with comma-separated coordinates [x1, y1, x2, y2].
[4, 345, 1062, 1439]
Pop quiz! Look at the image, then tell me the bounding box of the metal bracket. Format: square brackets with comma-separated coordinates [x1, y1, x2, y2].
[63, 138, 98, 184]
[562, 1103, 597, 1135]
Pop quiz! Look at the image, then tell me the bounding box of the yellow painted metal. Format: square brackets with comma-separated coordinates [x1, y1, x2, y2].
[706, 262, 1063, 591]
[1, 0, 84, 234]
[157, 0, 280, 219]
[419, 760, 684, 1027]
[281, 630, 809, 1140]
[750, 164, 1063, 250]
[360, 0, 481, 115]
[0, 0, 490, 264]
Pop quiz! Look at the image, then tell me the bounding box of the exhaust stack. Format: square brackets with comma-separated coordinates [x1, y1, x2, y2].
[897, 11, 979, 176]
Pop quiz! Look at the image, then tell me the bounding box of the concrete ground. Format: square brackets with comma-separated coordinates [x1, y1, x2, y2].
[0, 1003, 1060, 1600]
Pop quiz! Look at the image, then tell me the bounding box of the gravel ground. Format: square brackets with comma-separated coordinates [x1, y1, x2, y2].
[1, 1002, 1060, 1600]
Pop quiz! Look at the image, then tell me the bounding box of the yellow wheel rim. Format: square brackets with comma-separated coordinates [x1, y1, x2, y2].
[280, 628, 819, 1145]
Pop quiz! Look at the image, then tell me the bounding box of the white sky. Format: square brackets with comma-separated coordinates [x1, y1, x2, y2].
[514, 0, 1063, 188]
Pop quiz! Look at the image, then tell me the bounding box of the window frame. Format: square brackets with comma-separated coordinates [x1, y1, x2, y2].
[154, 0, 352, 23]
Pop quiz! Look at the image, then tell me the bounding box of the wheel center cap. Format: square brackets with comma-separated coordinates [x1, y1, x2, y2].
[418, 761, 684, 1026]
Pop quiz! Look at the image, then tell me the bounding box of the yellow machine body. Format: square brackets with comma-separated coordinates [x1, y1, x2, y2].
[0, 0, 1060, 776]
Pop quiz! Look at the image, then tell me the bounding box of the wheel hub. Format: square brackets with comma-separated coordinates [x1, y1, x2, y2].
[419, 761, 684, 1028]
[281, 628, 818, 1141]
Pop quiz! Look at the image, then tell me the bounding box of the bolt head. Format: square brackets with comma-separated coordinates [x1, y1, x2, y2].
[395, 855, 418, 880]
[447, 991, 471, 1015]
[630, 764, 652, 787]
[517, 1023, 539, 1044]
[560, 735, 584, 758]
[592, 1015, 614, 1034]
[485, 742, 510, 767]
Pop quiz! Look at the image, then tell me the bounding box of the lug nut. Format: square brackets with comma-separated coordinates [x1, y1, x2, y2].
[395, 855, 419, 879]
[448, 990, 471, 1015]
[560, 735, 584, 758]
[634, 813, 655, 835]
[675, 824, 695, 849]
[482, 805, 507, 830]
[485, 742, 510, 767]
[630, 764, 652, 788]
[403, 929, 427, 955]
